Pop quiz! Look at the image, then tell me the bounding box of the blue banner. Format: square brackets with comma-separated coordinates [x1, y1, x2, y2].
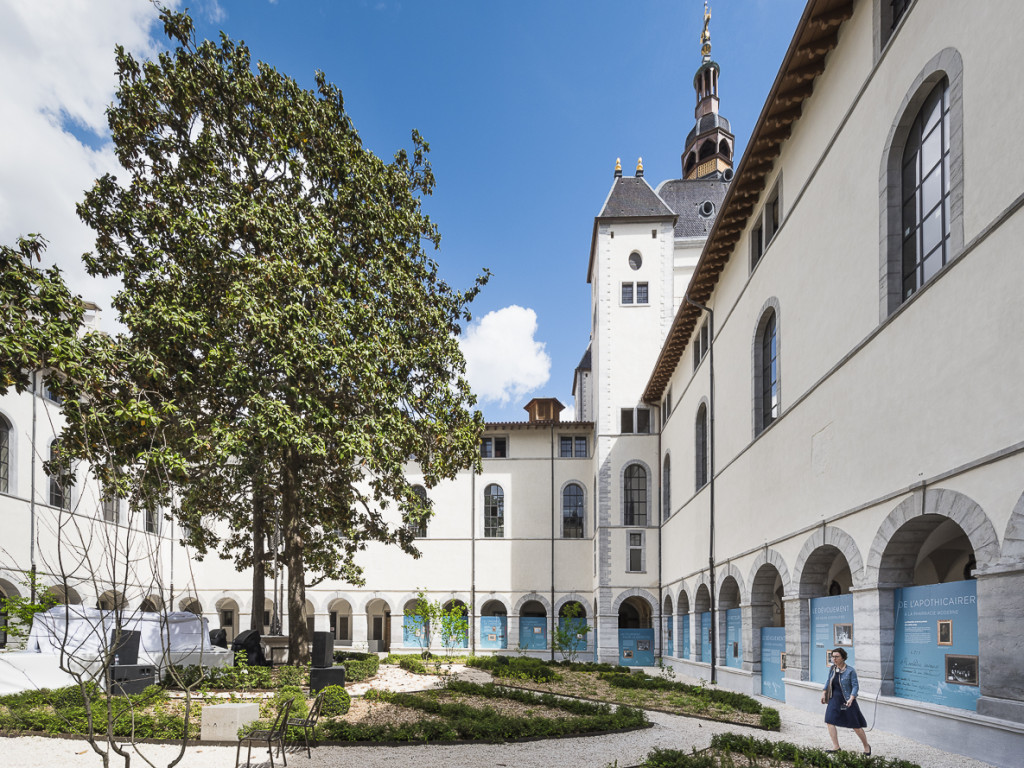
[619, 627, 655, 666]
[403, 615, 429, 649]
[558, 617, 588, 651]
[761, 626, 786, 701]
[700, 611, 712, 662]
[666, 616, 674, 657]
[725, 608, 743, 669]
[894, 580, 979, 711]
[480, 616, 507, 649]
[681, 614, 690, 659]
[809, 594, 854, 684]
[519, 616, 547, 650]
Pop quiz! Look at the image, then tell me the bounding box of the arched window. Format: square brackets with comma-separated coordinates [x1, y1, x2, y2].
[900, 79, 950, 301]
[562, 483, 584, 538]
[0, 414, 10, 494]
[411, 485, 428, 538]
[695, 403, 708, 489]
[699, 139, 716, 160]
[754, 308, 779, 435]
[662, 455, 671, 520]
[48, 440, 68, 509]
[623, 464, 647, 526]
[484, 483, 504, 537]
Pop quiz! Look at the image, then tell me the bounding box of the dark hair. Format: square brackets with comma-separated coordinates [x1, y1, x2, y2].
[831, 647, 848, 661]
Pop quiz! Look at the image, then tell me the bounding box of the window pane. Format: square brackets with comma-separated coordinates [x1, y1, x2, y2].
[575, 437, 587, 457]
[562, 484, 584, 538]
[560, 437, 573, 458]
[629, 549, 642, 572]
[494, 438, 507, 458]
[921, 205, 943, 257]
[621, 409, 634, 434]
[920, 165, 942, 216]
[922, 246, 943, 285]
[621, 283, 633, 304]
[480, 439, 492, 458]
[636, 409, 651, 434]
[920, 126, 941, 176]
[624, 465, 647, 525]
[636, 283, 649, 304]
[629, 533, 642, 546]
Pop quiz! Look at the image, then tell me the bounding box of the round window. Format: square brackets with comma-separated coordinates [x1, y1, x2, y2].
[699, 201, 715, 217]
[628, 252, 642, 270]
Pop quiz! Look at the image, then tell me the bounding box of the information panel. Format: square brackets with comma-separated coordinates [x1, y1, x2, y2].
[666, 618, 674, 657]
[809, 594, 854, 684]
[618, 628, 655, 666]
[894, 580, 979, 711]
[760, 626, 786, 701]
[519, 617, 547, 650]
[403, 616, 428, 649]
[725, 608, 743, 669]
[479, 616, 507, 649]
[681, 614, 690, 659]
[700, 611, 712, 662]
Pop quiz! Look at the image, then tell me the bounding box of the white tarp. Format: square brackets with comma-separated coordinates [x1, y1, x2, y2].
[0, 607, 232, 695]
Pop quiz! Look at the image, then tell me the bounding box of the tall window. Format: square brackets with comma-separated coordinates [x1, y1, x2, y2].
[901, 80, 950, 301]
[484, 483, 504, 537]
[145, 507, 159, 534]
[627, 531, 644, 572]
[662, 455, 671, 521]
[411, 485, 428, 537]
[102, 494, 118, 523]
[755, 309, 779, 435]
[695, 404, 709, 489]
[562, 483, 584, 538]
[0, 415, 10, 494]
[48, 440, 68, 509]
[623, 464, 647, 526]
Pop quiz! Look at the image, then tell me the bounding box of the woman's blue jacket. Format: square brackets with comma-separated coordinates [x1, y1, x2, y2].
[824, 664, 860, 699]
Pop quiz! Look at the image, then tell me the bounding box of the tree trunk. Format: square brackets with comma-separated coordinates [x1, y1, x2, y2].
[282, 449, 308, 664]
[250, 481, 266, 633]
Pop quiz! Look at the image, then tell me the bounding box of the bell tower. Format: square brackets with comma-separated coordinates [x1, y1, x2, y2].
[681, 2, 735, 180]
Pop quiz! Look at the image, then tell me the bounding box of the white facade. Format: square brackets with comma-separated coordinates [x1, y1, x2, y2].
[2, 1, 1023, 764]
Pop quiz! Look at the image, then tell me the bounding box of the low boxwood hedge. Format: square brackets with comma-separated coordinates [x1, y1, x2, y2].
[599, 671, 764, 715]
[709, 733, 917, 768]
[465, 655, 561, 682]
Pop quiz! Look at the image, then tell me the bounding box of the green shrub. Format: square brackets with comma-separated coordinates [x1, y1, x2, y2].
[276, 664, 306, 688]
[709, 733, 913, 768]
[320, 685, 351, 716]
[759, 707, 781, 731]
[639, 748, 717, 768]
[274, 685, 308, 718]
[599, 672, 765, 716]
[465, 655, 560, 682]
[342, 655, 379, 682]
[398, 656, 428, 674]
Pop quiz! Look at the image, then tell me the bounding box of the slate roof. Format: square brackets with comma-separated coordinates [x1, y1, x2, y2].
[685, 113, 733, 148]
[598, 176, 675, 219]
[657, 178, 731, 238]
[575, 344, 592, 372]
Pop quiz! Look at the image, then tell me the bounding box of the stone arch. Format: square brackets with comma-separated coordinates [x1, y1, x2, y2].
[999, 489, 1024, 565]
[746, 548, 792, 600]
[357, 593, 394, 614]
[676, 584, 692, 615]
[865, 488, 1000, 585]
[718, 563, 745, 603]
[478, 595, 511, 615]
[553, 594, 592, 618]
[793, 525, 865, 594]
[513, 592, 551, 616]
[611, 588, 658, 616]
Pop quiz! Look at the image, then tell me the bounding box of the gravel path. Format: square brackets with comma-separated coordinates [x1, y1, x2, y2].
[0, 666, 997, 768]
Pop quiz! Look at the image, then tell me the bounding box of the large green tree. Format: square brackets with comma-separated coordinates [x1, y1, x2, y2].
[71, 9, 486, 662]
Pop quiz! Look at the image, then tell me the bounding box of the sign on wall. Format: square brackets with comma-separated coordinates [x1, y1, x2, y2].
[725, 608, 743, 669]
[479, 616, 507, 649]
[666, 617, 674, 657]
[761, 626, 786, 701]
[519, 617, 547, 650]
[809, 594, 855, 684]
[558, 617, 588, 651]
[894, 580, 979, 711]
[700, 611, 712, 662]
[681, 614, 690, 659]
[619, 627, 655, 666]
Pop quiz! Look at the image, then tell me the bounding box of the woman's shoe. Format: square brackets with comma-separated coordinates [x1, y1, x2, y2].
[825, 749, 838, 754]
[864, 748, 872, 756]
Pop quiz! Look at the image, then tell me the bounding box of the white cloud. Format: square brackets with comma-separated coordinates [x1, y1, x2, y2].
[461, 306, 551, 406]
[0, 0, 173, 323]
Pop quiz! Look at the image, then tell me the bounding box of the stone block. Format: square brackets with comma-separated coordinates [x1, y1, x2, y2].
[201, 702, 261, 742]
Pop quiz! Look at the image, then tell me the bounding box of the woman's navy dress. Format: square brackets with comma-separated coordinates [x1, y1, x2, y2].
[824, 668, 867, 728]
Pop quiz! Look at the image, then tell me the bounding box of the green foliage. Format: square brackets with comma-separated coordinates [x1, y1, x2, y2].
[0, 573, 59, 641]
[274, 686, 308, 718]
[710, 733, 918, 768]
[341, 655, 380, 682]
[466, 655, 562, 683]
[64, 5, 489, 665]
[638, 748, 717, 768]
[161, 656, 273, 690]
[599, 671, 765, 716]
[320, 685, 351, 716]
[0, 235, 86, 397]
[275, 664, 307, 688]
[759, 707, 781, 731]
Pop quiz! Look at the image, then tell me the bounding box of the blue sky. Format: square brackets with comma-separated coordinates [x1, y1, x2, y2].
[0, 0, 805, 423]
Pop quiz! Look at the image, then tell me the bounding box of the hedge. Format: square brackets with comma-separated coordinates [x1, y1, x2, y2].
[465, 655, 561, 682]
[709, 733, 920, 768]
[332, 651, 380, 682]
[599, 671, 764, 715]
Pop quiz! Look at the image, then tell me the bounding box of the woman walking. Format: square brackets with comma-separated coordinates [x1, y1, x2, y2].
[821, 647, 871, 755]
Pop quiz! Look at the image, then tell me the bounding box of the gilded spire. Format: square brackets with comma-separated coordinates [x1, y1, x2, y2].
[701, 1, 712, 62]
[614, 157, 622, 178]
[636, 157, 644, 177]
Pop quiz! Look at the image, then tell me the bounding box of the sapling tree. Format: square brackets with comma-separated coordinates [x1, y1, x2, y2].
[552, 601, 590, 663]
